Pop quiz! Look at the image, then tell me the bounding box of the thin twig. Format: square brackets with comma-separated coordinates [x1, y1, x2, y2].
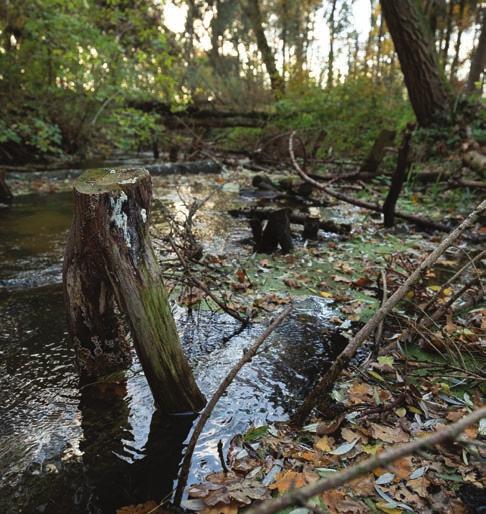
[173, 305, 293, 505]
[169, 236, 249, 325]
[246, 406, 486, 514]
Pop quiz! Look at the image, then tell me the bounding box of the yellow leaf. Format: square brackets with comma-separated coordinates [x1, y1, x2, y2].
[395, 407, 407, 418]
[315, 435, 332, 452]
[320, 291, 333, 298]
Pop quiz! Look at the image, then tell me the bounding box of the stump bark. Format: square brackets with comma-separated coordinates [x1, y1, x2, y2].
[250, 208, 294, 254]
[63, 167, 206, 413]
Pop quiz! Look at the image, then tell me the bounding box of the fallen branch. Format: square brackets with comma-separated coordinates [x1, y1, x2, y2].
[246, 406, 486, 514]
[173, 305, 293, 505]
[292, 197, 486, 426]
[289, 132, 453, 234]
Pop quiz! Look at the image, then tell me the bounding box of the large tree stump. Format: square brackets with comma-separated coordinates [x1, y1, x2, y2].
[63, 167, 206, 413]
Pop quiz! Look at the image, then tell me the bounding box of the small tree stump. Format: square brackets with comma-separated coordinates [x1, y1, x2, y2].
[0, 170, 13, 203]
[250, 208, 293, 253]
[63, 168, 206, 413]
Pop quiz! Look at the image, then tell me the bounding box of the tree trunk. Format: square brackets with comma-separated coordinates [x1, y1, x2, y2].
[327, 0, 338, 88]
[381, 0, 450, 127]
[466, 9, 486, 93]
[63, 167, 206, 413]
[383, 126, 414, 227]
[244, 0, 284, 96]
[449, 0, 466, 81]
[360, 129, 396, 174]
[441, 0, 455, 65]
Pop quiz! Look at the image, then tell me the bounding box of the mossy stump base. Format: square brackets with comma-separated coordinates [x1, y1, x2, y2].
[63, 167, 206, 413]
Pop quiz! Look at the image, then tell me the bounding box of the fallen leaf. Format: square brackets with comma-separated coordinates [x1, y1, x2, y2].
[315, 436, 332, 452]
[370, 423, 409, 443]
[269, 471, 306, 493]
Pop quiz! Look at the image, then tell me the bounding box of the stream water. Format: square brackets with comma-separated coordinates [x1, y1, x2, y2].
[0, 165, 345, 513]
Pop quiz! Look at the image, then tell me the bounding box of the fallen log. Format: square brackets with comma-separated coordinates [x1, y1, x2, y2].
[63, 167, 206, 413]
[292, 197, 486, 426]
[0, 170, 13, 202]
[246, 406, 486, 514]
[145, 160, 221, 175]
[229, 208, 351, 236]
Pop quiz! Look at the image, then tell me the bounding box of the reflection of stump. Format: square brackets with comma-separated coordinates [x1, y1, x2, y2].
[63, 168, 206, 413]
[0, 170, 13, 203]
[251, 208, 293, 254]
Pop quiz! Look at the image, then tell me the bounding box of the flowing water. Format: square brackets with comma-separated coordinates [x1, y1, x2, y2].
[0, 165, 345, 513]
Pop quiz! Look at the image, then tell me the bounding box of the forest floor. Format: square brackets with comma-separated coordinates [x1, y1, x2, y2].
[116, 157, 484, 514]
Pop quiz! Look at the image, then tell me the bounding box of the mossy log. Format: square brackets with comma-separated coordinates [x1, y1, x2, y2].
[63, 167, 206, 413]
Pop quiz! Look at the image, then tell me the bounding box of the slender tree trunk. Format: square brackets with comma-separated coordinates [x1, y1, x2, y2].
[381, 0, 450, 127]
[450, 0, 466, 81]
[63, 168, 206, 413]
[441, 0, 454, 65]
[327, 0, 338, 88]
[244, 0, 284, 96]
[466, 9, 486, 93]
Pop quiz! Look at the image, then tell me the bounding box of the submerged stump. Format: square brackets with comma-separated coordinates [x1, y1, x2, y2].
[63, 167, 206, 413]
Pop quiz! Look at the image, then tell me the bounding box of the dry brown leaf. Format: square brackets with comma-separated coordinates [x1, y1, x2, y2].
[348, 474, 375, 496]
[407, 477, 431, 498]
[322, 490, 367, 513]
[341, 428, 361, 443]
[269, 471, 306, 493]
[347, 382, 374, 405]
[370, 423, 409, 443]
[446, 409, 467, 422]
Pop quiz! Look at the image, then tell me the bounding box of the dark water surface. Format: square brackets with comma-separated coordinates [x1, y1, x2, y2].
[0, 173, 342, 513]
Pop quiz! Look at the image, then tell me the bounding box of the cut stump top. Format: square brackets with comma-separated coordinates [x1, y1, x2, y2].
[75, 168, 149, 194]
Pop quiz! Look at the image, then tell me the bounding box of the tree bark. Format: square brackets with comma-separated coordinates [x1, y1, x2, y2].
[466, 9, 486, 93]
[360, 129, 396, 174]
[244, 0, 284, 96]
[63, 167, 206, 413]
[381, 0, 450, 127]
